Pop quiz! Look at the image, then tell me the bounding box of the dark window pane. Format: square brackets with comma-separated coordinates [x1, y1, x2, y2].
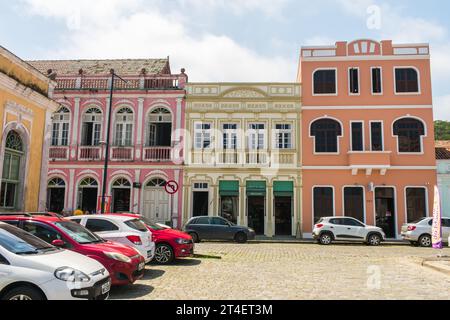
[311, 119, 342, 153]
[349, 68, 359, 94]
[406, 188, 427, 223]
[314, 70, 336, 94]
[393, 118, 425, 153]
[85, 219, 119, 232]
[125, 219, 148, 232]
[371, 122, 383, 151]
[196, 217, 210, 225]
[372, 68, 382, 93]
[351, 123, 363, 151]
[395, 68, 419, 93]
[313, 187, 334, 223]
[344, 187, 365, 222]
[23, 222, 63, 244]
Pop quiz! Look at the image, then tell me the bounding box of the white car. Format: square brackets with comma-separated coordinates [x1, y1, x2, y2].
[401, 217, 450, 247]
[69, 215, 155, 263]
[0, 222, 111, 300]
[313, 217, 386, 246]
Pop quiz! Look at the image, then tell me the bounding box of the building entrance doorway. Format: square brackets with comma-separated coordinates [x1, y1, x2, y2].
[78, 178, 98, 214]
[375, 187, 396, 238]
[275, 197, 292, 236]
[193, 192, 209, 217]
[247, 196, 265, 235]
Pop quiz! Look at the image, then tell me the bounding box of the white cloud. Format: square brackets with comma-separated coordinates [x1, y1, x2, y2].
[20, 0, 295, 82]
[434, 95, 450, 121]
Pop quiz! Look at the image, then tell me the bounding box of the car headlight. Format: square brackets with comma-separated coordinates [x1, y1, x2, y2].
[176, 238, 191, 245]
[54, 267, 91, 282]
[104, 252, 132, 263]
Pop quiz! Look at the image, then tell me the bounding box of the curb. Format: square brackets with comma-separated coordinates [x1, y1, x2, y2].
[420, 257, 450, 276]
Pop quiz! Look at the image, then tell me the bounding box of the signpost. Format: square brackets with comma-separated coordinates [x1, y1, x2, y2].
[164, 181, 179, 228]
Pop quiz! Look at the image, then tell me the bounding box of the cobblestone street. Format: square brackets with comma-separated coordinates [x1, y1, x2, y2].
[109, 243, 450, 300]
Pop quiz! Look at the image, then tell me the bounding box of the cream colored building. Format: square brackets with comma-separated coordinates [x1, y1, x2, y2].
[184, 83, 302, 237]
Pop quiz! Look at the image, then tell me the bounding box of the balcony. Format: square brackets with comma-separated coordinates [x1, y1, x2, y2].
[189, 150, 297, 167]
[111, 147, 134, 161]
[348, 151, 392, 175]
[144, 147, 172, 162]
[79, 146, 102, 161]
[246, 151, 270, 166]
[49, 146, 69, 161]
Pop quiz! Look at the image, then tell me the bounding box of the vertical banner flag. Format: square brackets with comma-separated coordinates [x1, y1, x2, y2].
[431, 186, 443, 250]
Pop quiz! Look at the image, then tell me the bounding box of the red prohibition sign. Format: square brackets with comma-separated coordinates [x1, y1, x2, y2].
[165, 180, 179, 195]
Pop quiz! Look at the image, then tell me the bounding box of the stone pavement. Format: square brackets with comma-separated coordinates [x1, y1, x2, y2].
[110, 243, 450, 300]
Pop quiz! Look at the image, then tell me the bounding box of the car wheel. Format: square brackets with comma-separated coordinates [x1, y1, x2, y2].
[367, 233, 382, 246]
[190, 233, 200, 243]
[154, 243, 175, 265]
[2, 286, 45, 301]
[419, 235, 432, 247]
[235, 232, 248, 244]
[319, 233, 333, 245]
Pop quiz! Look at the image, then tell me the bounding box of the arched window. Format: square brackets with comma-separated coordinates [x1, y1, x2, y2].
[1, 131, 24, 209]
[112, 178, 131, 213]
[79, 177, 98, 188]
[146, 178, 167, 187]
[114, 107, 134, 146]
[52, 107, 70, 146]
[395, 68, 419, 93]
[47, 178, 66, 213]
[77, 177, 99, 213]
[393, 118, 425, 153]
[310, 119, 342, 153]
[147, 108, 172, 147]
[81, 107, 103, 146]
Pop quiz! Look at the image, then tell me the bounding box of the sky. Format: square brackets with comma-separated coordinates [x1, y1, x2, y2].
[1, 0, 449, 120]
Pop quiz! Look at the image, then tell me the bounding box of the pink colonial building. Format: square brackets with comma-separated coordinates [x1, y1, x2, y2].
[299, 40, 437, 239]
[28, 59, 187, 227]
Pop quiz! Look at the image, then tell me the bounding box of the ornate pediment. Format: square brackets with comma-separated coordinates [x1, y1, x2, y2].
[222, 89, 267, 99]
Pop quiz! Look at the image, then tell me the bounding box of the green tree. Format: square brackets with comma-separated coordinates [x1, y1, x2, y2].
[435, 120, 450, 140]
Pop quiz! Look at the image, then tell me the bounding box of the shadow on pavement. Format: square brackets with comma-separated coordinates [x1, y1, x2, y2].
[148, 258, 203, 267]
[109, 284, 154, 300]
[141, 269, 165, 280]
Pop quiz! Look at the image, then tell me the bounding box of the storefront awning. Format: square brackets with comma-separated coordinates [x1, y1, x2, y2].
[274, 181, 294, 197]
[219, 181, 240, 197]
[246, 181, 267, 197]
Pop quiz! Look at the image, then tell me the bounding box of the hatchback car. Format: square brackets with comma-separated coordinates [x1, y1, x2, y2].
[0, 222, 111, 300]
[183, 216, 256, 243]
[401, 217, 450, 247]
[313, 217, 386, 246]
[0, 214, 146, 286]
[69, 215, 155, 263]
[107, 213, 194, 265]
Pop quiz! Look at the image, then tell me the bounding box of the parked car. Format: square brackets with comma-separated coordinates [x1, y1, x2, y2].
[0, 214, 146, 286]
[107, 213, 194, 265]
[313, 217, 386, 246]
[0, 222, 111, 300]
[183, 216, 256, 243]
[69, 215, 155, 263]
[401, 217, 450, 247]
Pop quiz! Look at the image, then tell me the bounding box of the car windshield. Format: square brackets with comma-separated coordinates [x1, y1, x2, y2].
[125, 219, 149, 232]
[136, 216, 166, 231]
[411, 218, 428, 224]
[0, 224, 57, 255]
[54, 221, 104, 244]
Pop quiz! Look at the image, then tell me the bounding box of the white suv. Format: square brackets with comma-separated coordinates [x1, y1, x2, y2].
[313, 217, 386, 246]
[0, 222, 111, 300]
[70, 215, 155, 263]
[401, 217, 450, 247]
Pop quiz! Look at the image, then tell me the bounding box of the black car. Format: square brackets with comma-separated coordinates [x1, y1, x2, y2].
[183, 216, 256, 243]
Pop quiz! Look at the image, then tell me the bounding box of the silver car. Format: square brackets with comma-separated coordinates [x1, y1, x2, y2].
[401, 217, 450, 247]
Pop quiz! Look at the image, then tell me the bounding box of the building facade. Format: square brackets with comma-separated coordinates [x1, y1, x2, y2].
[0, 46, 59, 212]
[184, 83, 301, 237]
[436, 141, 450, 217]
[28, 59, 187, 227]
[299, 40, 437, 239]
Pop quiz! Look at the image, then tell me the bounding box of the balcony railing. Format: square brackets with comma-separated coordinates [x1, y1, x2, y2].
[246, 151, 270, 165]
[143, 147, 172, 162]
[111, 147, 134, 161]
[189, 150, 296, 167]
[49, 146, 69, 161]
[79, 146, 102, 161]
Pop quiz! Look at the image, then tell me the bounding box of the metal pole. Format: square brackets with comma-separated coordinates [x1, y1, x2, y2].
[101, 71, 115, 214]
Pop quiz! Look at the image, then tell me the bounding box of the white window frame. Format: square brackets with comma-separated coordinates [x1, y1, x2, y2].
[309, 116, 344, 155]
[222, 123, 239, 150]
[52, 108, 71, 147]
[349, 120, 365, 152]
[348, 67, 360, 96]
[81, 108, 103, 146]
[391, 116, 427, 155]
[404, 186, 429, 224]
[312, 185, 336, 228]
[312, 68, 338, 96]
[247, 123, 267, 150]
[274, 123, 293, 150]
[370, 66, 383, 95]
[393, 66, 421, 95]
[194, 122, 212, 150]
[114, 108, 134, 147]
[372, 185, 398, 239]
[369, 120, 384, 152]
[342, 185, 366, 223]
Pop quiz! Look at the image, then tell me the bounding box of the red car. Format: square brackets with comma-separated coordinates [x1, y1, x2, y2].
[0, 214, 146, 286]
[107, 214, 194, 264]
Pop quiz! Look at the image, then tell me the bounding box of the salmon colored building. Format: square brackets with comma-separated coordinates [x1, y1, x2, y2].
[298, 40, 436, 239]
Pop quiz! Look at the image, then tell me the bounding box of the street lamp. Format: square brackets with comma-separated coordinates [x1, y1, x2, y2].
[100, 69, 128, 214]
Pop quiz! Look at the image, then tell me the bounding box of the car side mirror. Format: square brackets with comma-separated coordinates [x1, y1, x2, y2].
[52, 240, 65, 247]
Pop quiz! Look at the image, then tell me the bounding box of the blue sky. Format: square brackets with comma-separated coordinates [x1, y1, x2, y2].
[1, 0, 449, 120]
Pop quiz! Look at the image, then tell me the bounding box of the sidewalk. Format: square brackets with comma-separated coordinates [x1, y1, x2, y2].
[252, 236, 410, 246]
[421, 256, 450, 276]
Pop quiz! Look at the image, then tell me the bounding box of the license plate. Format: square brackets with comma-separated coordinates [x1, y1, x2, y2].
[102, 280, 111, 295]
[138, 262, 145, 271]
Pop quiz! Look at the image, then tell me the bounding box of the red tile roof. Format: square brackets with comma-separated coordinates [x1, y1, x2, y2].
[436, 148, 450, 160]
